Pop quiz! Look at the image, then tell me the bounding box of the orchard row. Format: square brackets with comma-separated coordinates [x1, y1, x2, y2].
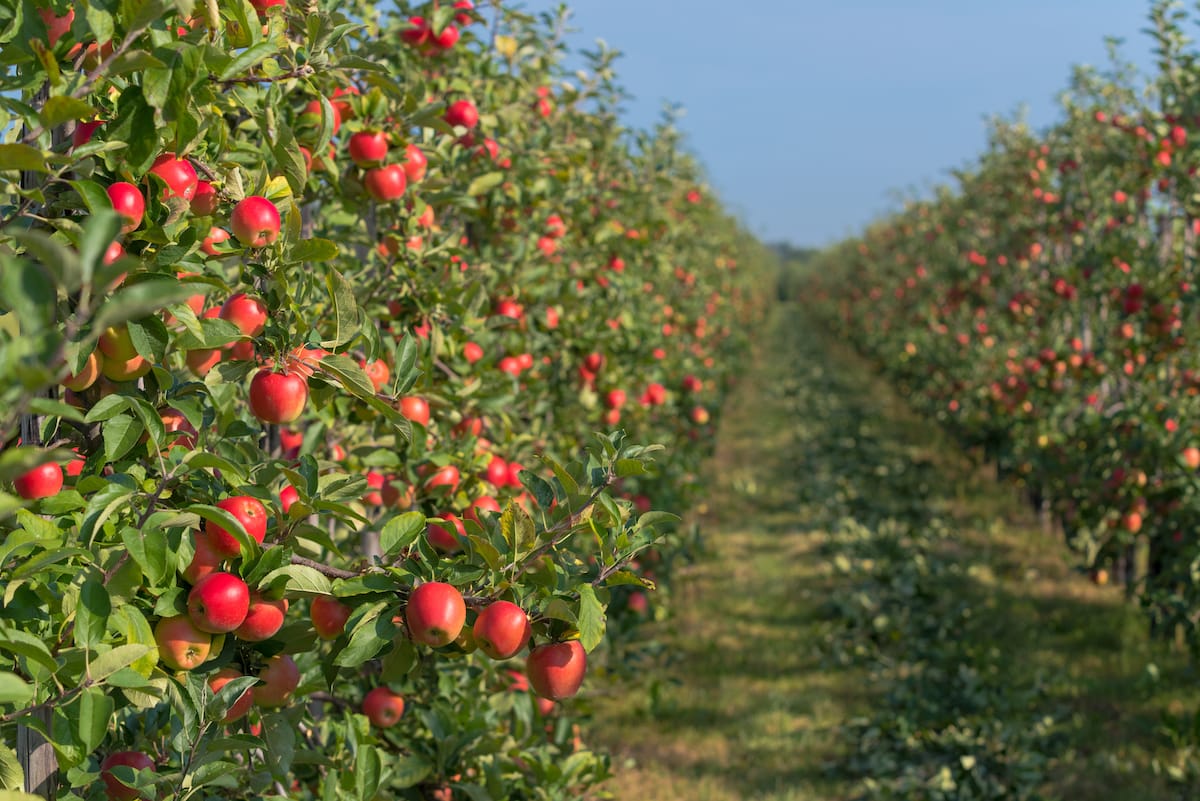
[806, 1, 1200, 659]
[0, 1, 771, 799]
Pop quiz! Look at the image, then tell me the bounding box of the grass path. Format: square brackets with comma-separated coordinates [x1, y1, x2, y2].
[588, 303, 1200, 801]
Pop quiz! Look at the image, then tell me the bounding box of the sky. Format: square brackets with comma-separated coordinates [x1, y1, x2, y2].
[514, 1, 1158, 247]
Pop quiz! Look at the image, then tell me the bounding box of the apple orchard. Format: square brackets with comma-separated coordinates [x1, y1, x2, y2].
[0, 0, 770, 798]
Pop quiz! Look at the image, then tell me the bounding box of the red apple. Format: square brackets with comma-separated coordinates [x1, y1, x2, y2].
[100, 751, 155, 801]
[219, 293, 268, 336]
[13, 461, 64, 500]
[253, 654, 300, 707]
[348, 131, 388, 168]
[363, 163, 407, 202]
[183, 530, 222, 584]
[191, 180, 219, 215]
[72, 119, 103, 149]
[279, 484, 300, 514]
[432, 24, 459, 49]
[235, 592, 288, 641]
[187, 571, 250, 633]
[444, 99, 479, 129]
[483, 456, 508, 488]
[405, 582, 466, 647]
[248, 0, 285, 16]
[401, 143, 428, 183]
[209, 667, 254, 723]
[39, 7, 74, 47]
[464, 495, 501, 526]
[473, 600, 531, 659]
[310, 595, 352, 640]
[154, 615, 212, 671]
[399, 396, 430, 426]
[401, 15, 430, 46]
[100, 353, 151, 382]
[424, 464, 460, 493]
[463, 342, 483, 364]
[426, 514, 465, 552]
[362, 686, 405, 727]
[526, 640, 586, 700]
[605, 389, 626, 410]
[149, 153, 198, 201]
[360, 358, 390, 392]
[249, 368, 309, 424]
[230, 196, 280, 247]
[107, 182, 145, 233]
[201, 226, 230, 256]
[206, 495, 268, 558]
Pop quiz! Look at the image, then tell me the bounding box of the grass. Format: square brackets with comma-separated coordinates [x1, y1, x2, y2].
[585, 302, 1200, 801]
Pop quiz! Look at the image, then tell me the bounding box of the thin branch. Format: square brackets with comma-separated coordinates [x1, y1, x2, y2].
[290, 554, 359, 579]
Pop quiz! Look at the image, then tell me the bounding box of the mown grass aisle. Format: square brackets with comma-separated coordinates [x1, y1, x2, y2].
[589, 303, 1200, 801]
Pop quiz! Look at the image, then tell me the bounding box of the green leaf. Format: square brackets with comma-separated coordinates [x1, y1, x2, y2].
[320, 266, 359, 349]
[466, 171, 505, 196]
[127, 315, 169, 363]
[390, 753, 433, 789]
[102, 414, 144, 462]
[519, 471, 555, 509]
[260, 564, 333, 596]
[90, 644, 155, 681]
[334, 606, 395, 667]
[614, 458, 648, 477]
[0, 740, 25, 790]
[217, 40, 277, 80]
[318, 354, 376, 399]
[380, 512, 425, 557]
[0, 260, 56, 332]
[0, 144, 46, 173]
[75, 686, 114, 752]
[39, 96, 94, 129]
[289, 237, 338, 263]
[0, 672, 33, 706]
[74, 578, 111, 649]
[122, 526, 169, 586]
[576, 584, 606, 652]
[355, 741, 382, 801]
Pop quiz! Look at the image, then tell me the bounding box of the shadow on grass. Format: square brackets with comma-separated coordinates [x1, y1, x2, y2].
[589, 303, 1200, 801]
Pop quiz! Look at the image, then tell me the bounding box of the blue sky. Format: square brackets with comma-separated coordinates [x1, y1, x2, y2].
[515, 1, 1156, 246]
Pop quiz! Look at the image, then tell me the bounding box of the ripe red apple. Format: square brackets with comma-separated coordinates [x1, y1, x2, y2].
[310, 595, 352, 639]
[426, 514, 465, 552]
[483, 456, 508, 488]
[253, 654, 300, 707]
[201, 226, 230, 256]
[360, 358, 390, 392]
[526, 640, 586, 700]
[183, 530, 222, 584]
[248, 0, 285, 16]
[604, 389, 626, 410]
[149, 153, 198, 201]
[473, 601, 531, 659]
[405, 582, 466, 647]
[209, 667, 254, 723]
[401, 15, 430, 46]
[498, 356, 521, 376]
[453, 0, 475, 25]
[159, 408, 197, 450]
[187, 571, 250, 633]
[432, 24, 459, 49]
[279, 484, 300, 514]
[230, 196, 280, 247]
[13, 461, 64, 500]
[72, 119, 103, 149]
[219, 293, 268, 336]
[362, 686, 406, 727]
[191, 180, 219, 215]
[464, 495, 501, 526]
[39, 7, 74, 47]
[401, 143, 428, 183]
[106, 182, 145, 233]
[362, 471, 385, 506]
[423, 464, 460, 493]
[399, 396, 430, 426]
[206, 495, 268, 558]
[348, 131, 389, 168]
[154, 615, 212, 671]
[100, 751, 155, 801]
[249, 368, 309, 424]
[444, 99, 479, 129]
[235, 592, 288, 641]
[494, 298, 524, 320]
[363, 163, 407, 202]
[463, 342, 483, 364]
[506, 461, 526, 488]
[582, 352, 603, 373]
[690, 406, 710, 425]
[1184, 446, 1200, 470]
